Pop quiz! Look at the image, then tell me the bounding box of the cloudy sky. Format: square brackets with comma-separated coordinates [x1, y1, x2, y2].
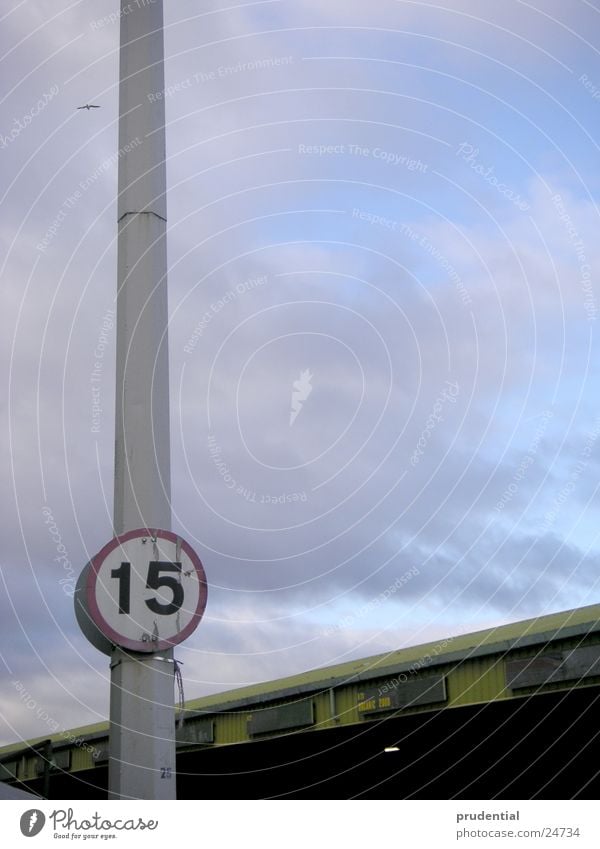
[2, 0, 600, 744]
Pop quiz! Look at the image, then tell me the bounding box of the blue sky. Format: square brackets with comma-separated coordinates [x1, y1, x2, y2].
[2, 0, 600, 743]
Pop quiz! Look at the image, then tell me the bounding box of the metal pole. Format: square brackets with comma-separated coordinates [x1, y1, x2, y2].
[110, 0, 176, 800]
[40, 740, 52, 800]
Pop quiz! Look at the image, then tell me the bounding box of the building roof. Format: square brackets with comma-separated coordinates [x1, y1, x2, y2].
[183, 601, 600, 713]
[1, 601, 599, 757]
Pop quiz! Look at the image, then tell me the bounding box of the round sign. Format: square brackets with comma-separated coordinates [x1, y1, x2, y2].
[75, 528, 207, 654]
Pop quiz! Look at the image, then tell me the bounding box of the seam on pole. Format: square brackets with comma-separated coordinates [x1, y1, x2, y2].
[117, 210, 167, 223]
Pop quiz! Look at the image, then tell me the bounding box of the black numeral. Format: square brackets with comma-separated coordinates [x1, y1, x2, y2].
[111, 562, 131, 614]
[110, 560, 184, 616]
[145, 561, 184, 615]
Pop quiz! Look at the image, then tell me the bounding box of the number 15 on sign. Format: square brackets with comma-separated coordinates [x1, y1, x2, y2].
[76, 529, 207, 654]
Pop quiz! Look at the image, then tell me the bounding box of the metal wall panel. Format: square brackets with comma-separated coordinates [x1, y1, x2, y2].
[71, 744, 95, 773]
[92, 746, 109, 766]
[0, 761, 18, 781]
[36, 748, 71, 774]
[248, 700, 314, 736]
[448, 655, 508, 706]
[54, 749, 71, 770]
[177, 720, 214, 745]
[216, 710, 250, 744]
[506, 645, 600, 689]
[358, 674, 446, 716]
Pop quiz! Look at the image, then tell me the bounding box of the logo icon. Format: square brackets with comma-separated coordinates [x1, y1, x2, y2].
[290, 369, 313, 426]
[20, 810, 45, 837]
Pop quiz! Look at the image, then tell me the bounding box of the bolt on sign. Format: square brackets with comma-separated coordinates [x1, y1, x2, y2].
[75, 529, 207, 654]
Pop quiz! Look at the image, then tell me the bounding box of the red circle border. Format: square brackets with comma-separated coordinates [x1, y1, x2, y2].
[86, 528, 208, 653]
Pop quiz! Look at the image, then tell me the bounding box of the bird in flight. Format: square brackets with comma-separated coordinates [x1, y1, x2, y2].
[77, 104, 100, 110]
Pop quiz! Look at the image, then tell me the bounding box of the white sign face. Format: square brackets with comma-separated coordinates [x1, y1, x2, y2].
[78, 529, 207, 653]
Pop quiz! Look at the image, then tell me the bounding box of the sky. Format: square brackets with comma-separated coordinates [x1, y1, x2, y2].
[2, 0, 600, 744]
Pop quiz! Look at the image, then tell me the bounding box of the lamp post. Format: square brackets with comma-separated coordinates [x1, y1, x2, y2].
[75, 0, 207, 800]
[110, 0, 174, 800]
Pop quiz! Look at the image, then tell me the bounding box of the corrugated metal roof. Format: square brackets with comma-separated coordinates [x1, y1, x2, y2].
[183, 601, 600, 712]
[1, 601, 599, 756]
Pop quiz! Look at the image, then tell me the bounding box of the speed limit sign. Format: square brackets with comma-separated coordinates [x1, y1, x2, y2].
[75, 528, 207, 654]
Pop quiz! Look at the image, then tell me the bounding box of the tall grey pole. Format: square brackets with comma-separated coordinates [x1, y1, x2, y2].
[110, 0, 176, 800]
